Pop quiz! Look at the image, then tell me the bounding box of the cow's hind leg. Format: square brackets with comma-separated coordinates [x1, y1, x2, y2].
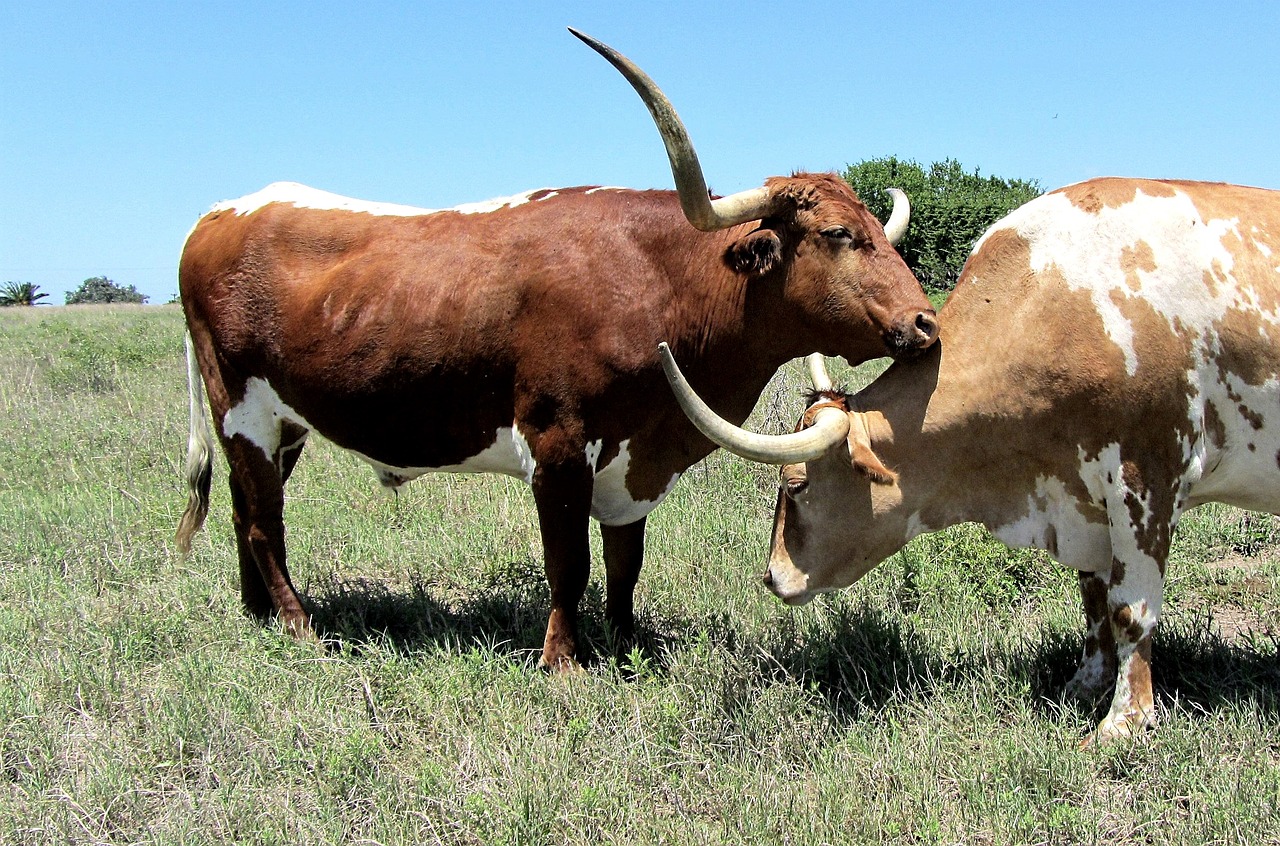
[601, 517, 645, 647]
[531, 459, 594, 671]
[224, 428, 312, 638]
[231, 421, 309, 626]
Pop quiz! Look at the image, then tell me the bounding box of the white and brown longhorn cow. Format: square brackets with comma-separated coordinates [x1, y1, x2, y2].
[661, 177, 1280, 741]
[174, 31, 939, 669]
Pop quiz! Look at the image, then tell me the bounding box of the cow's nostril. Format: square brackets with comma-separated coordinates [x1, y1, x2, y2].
[761, 569, 774, 588]
[915, 310, 939, 345]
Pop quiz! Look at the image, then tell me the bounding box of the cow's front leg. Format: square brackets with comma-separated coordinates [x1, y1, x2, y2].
[1080, 465, 1178, 746]
[1087, 555, 1165, 745]
[601, 517, 646, 648]
[1064, 570, 1118, 703]
[531, 459, 594, 672]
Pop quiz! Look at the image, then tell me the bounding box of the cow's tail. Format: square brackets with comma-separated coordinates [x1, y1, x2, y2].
[175, 330, 214, 553]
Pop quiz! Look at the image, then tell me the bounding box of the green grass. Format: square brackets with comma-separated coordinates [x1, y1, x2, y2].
[1, 305, 1278, 844]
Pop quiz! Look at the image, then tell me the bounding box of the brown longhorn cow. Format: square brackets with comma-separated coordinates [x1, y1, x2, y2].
[175, 30, 938, 669]
[660, 177, 1280, 741]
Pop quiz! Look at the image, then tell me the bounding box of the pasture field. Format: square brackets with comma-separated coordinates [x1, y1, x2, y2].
[1, 304, 1279, 845]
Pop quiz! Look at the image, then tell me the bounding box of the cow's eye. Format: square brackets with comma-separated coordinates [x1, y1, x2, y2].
[822, 227, 852, 242]
[784, 476, 809, 499]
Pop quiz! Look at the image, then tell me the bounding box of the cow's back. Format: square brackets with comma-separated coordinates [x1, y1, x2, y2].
[939, 178, 1280, 516]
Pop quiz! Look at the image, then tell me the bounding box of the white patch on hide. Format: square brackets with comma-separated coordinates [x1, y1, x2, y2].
[358, 426, 538, 486]
[222, 377, 309, 461]
[221, 378, 681, 522]
[590, 439, 680, 526]
[450, 189, 557, 215]
[979, 186, 1277, 377]
[215, 183, 435, 217]
[989, 472, 1109, 571]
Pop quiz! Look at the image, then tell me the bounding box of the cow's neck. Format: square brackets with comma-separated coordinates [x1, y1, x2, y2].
[853, 340, 1002, 531]
[663, 261, 801, 426]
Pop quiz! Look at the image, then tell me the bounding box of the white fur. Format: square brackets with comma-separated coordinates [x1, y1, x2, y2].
[589, 439, 680, 526]
[981, 187, 1270, 376]
[221, 377, 308, 461]
[358, 426, 538, 486]
[221, 378, 677, 522]
[211, 182, 563, 219]
[990, 472, 1110, 571]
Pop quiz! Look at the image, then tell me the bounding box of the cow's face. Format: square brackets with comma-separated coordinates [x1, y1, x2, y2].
[762, 409, 910, 603]
[731, 174, 938, 365]
[574, 31, 937, 366]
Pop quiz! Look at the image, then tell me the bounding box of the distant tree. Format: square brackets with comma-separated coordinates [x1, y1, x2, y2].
[0, 282, 49, 307]
[844, 157, 1042, 292]
[65, 276, 149, 305]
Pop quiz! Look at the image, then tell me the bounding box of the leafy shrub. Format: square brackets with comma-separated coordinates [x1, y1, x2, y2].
[844, 157, 1042, 292]
[65, 276, 149, 305]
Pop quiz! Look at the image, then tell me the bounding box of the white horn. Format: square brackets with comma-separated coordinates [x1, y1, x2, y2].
[571, 28, 777, 231]
[658, 343, 850, 464]
[883, 187, 910, 247]
[806, 353, 833, 393]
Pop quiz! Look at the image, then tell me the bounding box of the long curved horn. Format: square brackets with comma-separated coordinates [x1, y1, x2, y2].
[570, 28, 777, 231]
[658, 343, 850, 464]
[806, 353, 834, 393]
[883, 187, 910, 246]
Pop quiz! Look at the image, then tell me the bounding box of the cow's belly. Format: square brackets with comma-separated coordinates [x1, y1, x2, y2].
[221, 377, 678, 525]
[362, 437, 679, 525]
[987, 474, 1112, 571]
[1187, 451, 1280, 514]
[586, 439, 681, 526]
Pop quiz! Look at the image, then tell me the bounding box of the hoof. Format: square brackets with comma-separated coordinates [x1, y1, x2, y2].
[1079, 709, 1155, 748]
[278, 611, 318, 643]
[539, 653, 584, 674]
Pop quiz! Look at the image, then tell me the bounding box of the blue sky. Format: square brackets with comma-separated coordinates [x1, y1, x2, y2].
[4, 2, 1278, 305]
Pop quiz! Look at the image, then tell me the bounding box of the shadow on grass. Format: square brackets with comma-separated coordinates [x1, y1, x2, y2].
[295, 571, 1280, 724]
[300, 564, 611, 665]
[644, 601, 1280, 726]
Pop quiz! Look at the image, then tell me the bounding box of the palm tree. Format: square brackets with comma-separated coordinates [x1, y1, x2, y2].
[0, 282, 49, 307]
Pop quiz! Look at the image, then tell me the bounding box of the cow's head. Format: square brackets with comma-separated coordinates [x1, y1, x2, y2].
[657, 344, 913, 603]
[572, 29, 938, 362]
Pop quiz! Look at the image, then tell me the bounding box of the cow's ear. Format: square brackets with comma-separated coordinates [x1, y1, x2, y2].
[848, 428, 897, 485]
[724, 228, 782, 277]
[852, 441, 897, 485]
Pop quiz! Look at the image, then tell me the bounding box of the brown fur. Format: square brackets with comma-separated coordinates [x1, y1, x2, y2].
[179, 175, 936, 669]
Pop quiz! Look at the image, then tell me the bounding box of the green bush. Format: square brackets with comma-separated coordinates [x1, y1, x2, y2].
[845, 157, 1042, 293]
[65, 275, 148, 305]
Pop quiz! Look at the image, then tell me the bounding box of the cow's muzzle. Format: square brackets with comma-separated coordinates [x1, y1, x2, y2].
[885, 309, 939, 359]
[761, 565, 815, 606]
